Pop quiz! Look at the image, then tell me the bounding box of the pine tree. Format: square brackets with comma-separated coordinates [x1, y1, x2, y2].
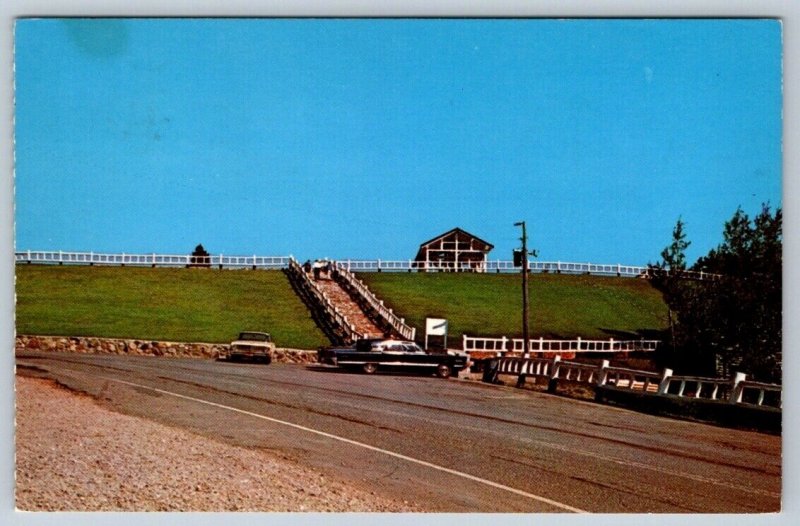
[652, 205, 781, 382]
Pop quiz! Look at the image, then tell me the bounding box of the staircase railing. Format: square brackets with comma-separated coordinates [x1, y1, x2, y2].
[287, 258, 364, 344]
[333, 262, 417, 341]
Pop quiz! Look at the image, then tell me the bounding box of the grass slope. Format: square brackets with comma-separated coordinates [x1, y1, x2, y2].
[15, 265, 329, 348]
[358, 272, 668, 342]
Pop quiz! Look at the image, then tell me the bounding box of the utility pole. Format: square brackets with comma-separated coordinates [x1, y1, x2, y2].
[515, 221, 530, 357]
[514, 221, 537, 388]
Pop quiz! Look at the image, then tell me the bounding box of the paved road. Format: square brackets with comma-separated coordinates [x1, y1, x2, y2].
[15, 351, 781, 513]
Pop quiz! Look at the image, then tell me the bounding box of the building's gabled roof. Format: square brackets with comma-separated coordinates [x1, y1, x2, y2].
[418, 227, 495, 250]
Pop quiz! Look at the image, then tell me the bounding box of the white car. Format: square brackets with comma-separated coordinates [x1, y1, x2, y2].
[220, 331, 275, 363]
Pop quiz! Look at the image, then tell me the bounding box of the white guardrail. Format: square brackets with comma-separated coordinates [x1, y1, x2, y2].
[16, 251, 715, 280]
[287, 258, 364, 343]
[494, 355, 781, 410]
[333, 262, 417, 341]
[463, 335, 659, 354]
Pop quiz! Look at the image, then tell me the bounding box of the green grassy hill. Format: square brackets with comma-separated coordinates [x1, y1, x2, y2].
[358, 272, 668, 342]
[15, 265, 329, 348]
[16, 265, 668, 349]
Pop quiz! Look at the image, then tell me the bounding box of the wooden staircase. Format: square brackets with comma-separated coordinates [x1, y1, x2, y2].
[286, 257, 413, 345]
[313, 276, 386, 338]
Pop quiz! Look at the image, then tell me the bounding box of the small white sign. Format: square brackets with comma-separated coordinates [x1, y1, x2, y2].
[426, 318, 448, 336]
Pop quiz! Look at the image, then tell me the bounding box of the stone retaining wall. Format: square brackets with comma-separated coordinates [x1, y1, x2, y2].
[15, 335, 318, 364]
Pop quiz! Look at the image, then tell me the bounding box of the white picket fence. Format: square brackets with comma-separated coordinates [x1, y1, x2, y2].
[462, 335, 659, 354]
[15, 251, 716, 280]
[495, 355, 782, 410]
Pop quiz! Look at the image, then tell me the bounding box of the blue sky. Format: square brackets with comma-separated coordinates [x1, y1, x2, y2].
[14, 18, 782, 265]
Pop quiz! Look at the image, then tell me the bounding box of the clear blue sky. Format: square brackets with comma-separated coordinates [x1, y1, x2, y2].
[14, 18, 782, 265]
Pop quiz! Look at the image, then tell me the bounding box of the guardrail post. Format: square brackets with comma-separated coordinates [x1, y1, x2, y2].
[377, 259, 382, 272]
[219, 253, 224, 269]
[462, 334, 467, 352]
[730, 372, 747, 404]
[515, 355, 529, 388]
[597, 360, 610, 387]
[501, 336, 508, 353]
[547, 355, 562, 393]
[657, 368, 673, 395]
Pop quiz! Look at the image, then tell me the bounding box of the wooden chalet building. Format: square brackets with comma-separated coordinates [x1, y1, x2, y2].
[414, 228, 494, 272]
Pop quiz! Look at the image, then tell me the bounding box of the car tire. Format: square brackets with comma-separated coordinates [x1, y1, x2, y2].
[362, 362, 378, 374]
[263, 355, 272, 365]
[436, 364, 452, 379]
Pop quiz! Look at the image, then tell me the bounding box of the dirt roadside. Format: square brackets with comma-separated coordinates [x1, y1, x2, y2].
[14, 375, 420, 512]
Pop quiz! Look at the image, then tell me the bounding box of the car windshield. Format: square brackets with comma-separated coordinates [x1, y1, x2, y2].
[238, 332, 270, 342]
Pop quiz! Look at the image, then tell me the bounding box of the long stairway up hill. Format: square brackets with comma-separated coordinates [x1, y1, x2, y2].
[313, 274, 385, 339]
[285, 258, 415, 344]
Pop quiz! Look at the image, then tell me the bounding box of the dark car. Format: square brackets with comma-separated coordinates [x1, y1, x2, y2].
[318, 338, 468, 378]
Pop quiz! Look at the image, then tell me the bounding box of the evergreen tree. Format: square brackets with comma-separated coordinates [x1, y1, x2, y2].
[648, 218, 690, 364]
[190, 243, 211, 267]
[652, 205, 781, 382]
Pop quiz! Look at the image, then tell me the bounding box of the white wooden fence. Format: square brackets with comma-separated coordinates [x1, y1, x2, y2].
[495, 355, 781, 410]
[339, 259, 716, 280]
[15, 250, 290, 269]
[15, 251, 716, 280]
[463, 335, 659, 354]
[340, 259, 648, 275]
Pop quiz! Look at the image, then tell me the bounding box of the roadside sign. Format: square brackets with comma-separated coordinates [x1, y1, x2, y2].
[425, 318, 448, 349]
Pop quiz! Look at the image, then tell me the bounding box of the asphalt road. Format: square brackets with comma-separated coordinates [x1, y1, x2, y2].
[15, 351, 781, 513]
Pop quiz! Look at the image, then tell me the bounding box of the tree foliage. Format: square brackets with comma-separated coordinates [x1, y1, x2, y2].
[651, 205, 782, 382]
[190, 243, 211, 267]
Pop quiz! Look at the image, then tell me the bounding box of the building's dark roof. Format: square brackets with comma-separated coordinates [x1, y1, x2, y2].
[417, 227, 495, 250]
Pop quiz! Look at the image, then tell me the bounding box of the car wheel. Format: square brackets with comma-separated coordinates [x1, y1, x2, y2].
[436, 364, 452, 379]
[263, 355, 272, 365]
[362, 362, 378, 374]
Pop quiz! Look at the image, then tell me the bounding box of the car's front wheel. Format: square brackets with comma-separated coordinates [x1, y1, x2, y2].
[362, 362, 378, 374]
[436, 364, 452, 379]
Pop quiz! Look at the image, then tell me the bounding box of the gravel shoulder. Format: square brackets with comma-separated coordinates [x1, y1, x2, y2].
[15, 374, 420, 512]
